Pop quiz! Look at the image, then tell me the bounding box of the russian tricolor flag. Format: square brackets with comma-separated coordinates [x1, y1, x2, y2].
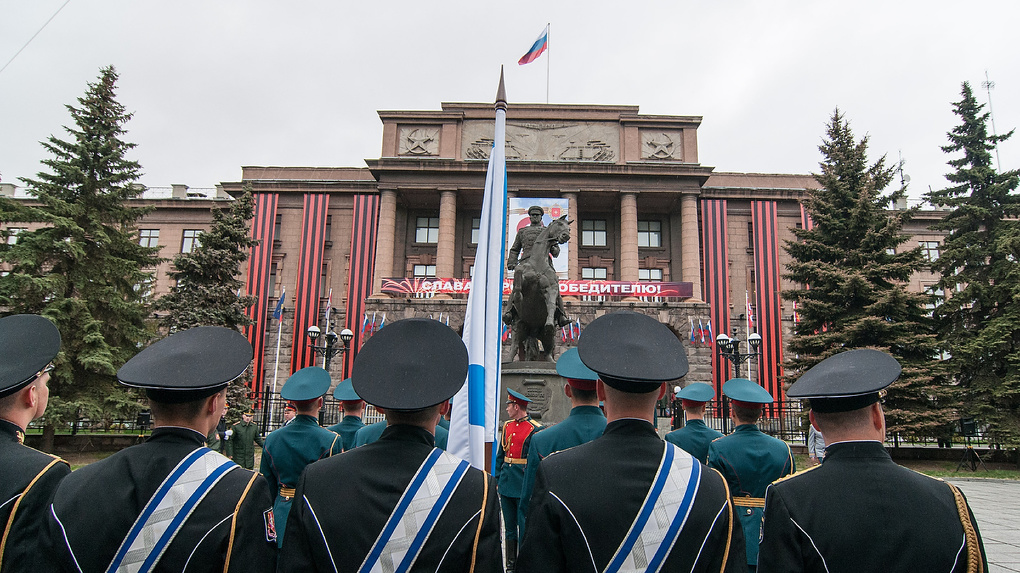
[449, 69, 509, 471]
[518, 25, 549, 65]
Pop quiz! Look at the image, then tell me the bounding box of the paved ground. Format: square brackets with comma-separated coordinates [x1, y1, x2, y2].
[950, 479, 1020, 572]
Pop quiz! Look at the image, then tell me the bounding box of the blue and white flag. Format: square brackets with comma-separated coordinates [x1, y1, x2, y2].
[272, 288, 286, 320]
[449, 70, 509, 471]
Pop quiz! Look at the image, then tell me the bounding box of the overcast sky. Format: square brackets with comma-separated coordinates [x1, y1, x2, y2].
[2, 1, 1017, 204]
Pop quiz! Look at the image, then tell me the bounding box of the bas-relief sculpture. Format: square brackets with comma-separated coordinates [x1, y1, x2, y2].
[640, 130, 684, 160]
[399, 127, 440, 156]
[462, 120, 619, 162]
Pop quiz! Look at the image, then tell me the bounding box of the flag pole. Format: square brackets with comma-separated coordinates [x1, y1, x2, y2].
[546, 22, 551, 104]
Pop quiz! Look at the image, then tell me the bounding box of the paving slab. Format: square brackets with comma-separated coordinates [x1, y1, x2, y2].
[949, 479, 1020, 573]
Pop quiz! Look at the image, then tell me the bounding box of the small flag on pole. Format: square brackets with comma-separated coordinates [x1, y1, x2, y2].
[698, 319, 706, 344]
[518, 25, 549, 65]
[324, 288, 332, 325]
[272, 288, 286, 320]
[689, 317, 697, 344]
[706, 320, 714, 345]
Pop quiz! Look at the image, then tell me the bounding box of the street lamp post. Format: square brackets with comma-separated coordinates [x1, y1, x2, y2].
[715, 331, 762, 432]
[306, 324, 355, 425]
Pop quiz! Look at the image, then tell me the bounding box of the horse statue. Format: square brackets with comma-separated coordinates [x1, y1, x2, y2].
[504, 215, 572, 361]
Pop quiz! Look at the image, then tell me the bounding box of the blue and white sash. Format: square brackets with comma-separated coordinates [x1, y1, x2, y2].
[359, 448, 470, 573]
[106, 448, 238, 573]
[604, 442, 702, 573]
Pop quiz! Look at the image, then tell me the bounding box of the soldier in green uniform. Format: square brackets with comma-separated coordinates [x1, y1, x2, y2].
[708, 377, 795, 571]
[0, 314, 70, 572]
[518, 348, 607, 539]
[325, 378, 365, 451]
[494, 388, 540, 571]
[226, 409, 264, 470]
[259, 367, 342, 547]
[665, 382, 723, 463]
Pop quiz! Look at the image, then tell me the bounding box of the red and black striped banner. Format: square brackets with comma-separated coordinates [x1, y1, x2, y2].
[243, 192, 279, 394]
[701, 199, 730, 404]
[343, 194, 380, 377]
[752, 201, 785, 408]
[290, 194, 330, 373]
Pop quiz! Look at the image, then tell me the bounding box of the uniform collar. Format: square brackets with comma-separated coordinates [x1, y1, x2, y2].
[148, 426, 207, 445]
[0, 418, 26, 443]
[823, 440, 889, 460]
[604, 418, 658, 437]
[379, 424, 436, 447]
[569, 405, 605, 417]
[342, 415, 363, 422]
[733, 423, 761, 434]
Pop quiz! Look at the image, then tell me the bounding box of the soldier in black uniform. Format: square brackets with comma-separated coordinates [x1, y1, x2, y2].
[0, 314, 70, 573]
[518, 311, 745, 573]
[39, 326, 278, 572]
[757, 349, 987, 573]
[279, 318, 501, 572]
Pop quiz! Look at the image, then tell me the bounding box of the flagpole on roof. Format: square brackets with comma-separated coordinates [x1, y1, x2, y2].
[546, 23, 550, 104]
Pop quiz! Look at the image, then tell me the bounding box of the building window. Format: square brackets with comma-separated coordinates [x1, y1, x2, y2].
[581, 220, 607, 247]
[415, 216, 440, 244]
[181, 230, 202, 253]
[274, 214, 282, 240]
[581, 267, 607, 280]
[324, 215, 332, 242]
[747, 222, 755, 253]
[138, 229, 159, 248]
[470, 218, 481, 245]
[638, 221, 661, 248]
[639, 268, 663, 281]
[413, 264, 437, 278]
[886, 247, 896, 255]
[5, 227, 26, 245]
[920, 241, 940, 263]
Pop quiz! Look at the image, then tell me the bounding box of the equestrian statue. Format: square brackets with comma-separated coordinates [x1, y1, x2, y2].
[504, 206, 572, 361]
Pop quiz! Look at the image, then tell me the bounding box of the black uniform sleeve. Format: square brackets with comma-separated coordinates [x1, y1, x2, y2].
[463, 472, 503, 573]
[225, 472, 277, 572]
[756, 485, 805, 573]
[4, 460, 70, 573]
[516, 467, 568, 573]
[278, 472, 324, 573]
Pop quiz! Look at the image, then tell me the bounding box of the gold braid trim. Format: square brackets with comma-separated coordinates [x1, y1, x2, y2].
[710, 467, 733, 573]
[0, 458, 64, 568]
[469, 472, 488, 573]
[948, 483, 983, 573]
[222, 472, 260, 573]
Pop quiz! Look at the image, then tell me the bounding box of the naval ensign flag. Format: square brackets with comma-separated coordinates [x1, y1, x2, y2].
[449, 69, 509, 471]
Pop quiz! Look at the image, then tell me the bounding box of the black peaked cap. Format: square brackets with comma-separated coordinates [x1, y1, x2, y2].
[577, 311, 688, 393]
[118, 326, 253, 403]
[787, 348, 901, 413]
[0, 314, 61, 399]
[352, 318, 468, 410]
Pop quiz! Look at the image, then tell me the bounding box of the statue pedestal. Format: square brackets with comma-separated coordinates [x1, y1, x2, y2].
[500, 361, 569, 425]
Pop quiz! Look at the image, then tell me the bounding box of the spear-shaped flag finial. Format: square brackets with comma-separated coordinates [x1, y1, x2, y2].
[496, 65, 507, 111]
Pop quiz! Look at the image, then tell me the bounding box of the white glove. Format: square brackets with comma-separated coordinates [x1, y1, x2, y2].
[224, 429, 233, 439]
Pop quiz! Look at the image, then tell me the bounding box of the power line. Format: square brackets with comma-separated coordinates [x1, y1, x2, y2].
[0, 0, 72, 78]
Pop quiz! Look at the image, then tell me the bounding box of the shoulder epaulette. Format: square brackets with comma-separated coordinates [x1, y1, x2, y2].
[771, 463, 821, 486]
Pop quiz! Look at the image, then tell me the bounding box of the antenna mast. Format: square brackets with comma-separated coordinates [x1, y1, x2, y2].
[981, 70, 1002, 171]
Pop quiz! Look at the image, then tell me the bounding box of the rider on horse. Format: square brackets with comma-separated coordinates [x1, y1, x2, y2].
[504, 206, 571, 329]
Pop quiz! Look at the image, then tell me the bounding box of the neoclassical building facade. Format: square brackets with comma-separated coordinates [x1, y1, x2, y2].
[2, 101, 947, 414]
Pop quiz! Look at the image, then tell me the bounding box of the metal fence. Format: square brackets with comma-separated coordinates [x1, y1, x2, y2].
[250, 391, 384, 435]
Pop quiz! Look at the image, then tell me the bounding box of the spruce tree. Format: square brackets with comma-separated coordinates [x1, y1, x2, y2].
[784, 109, 952, 438]
[154, 185, 259, 415]
[926, 82, 1020, 445]
[0, 66, 159, 434]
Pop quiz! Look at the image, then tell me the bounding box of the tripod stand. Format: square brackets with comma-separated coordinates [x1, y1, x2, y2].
[955, 436, 988, 472]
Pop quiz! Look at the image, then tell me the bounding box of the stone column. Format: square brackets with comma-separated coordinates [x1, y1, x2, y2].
[681, 193, 703, 301]
[620, 192, 639, 281]
[371, 188, 398, 297]
[436, 190, 457, 279]
[564, 192, 579, 279]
